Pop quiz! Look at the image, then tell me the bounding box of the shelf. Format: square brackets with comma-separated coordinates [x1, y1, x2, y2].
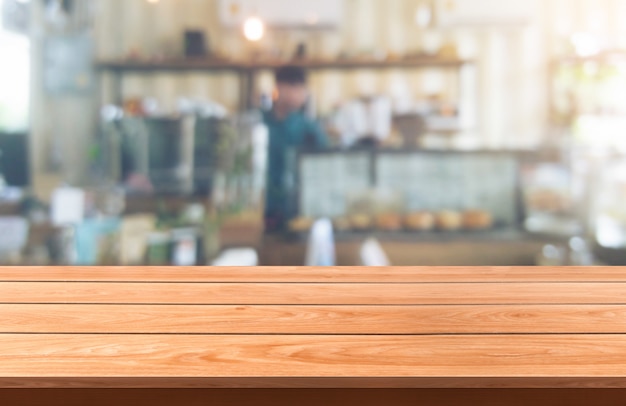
[96, 59, 246, 72]
[95, 57, 473, 73]
[254, 57, 472, 70]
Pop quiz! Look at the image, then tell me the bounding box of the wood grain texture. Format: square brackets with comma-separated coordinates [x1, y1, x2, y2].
[4, 334, 626, 385]
[6, 378, 626, 389]
[4, 304, 626, 334]
[4, 389, 626, 405]
[96, 58, 472, 72]
[3, 282, 626, 305]
[1, 266, 626, 283]
[5, 266, 626, 391]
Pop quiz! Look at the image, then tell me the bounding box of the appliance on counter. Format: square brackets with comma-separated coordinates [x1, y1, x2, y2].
[332, 96, 393, 148]
[101, 112, 262, 198]
[102, 115, 208, 196]
[106, 116, 195, 195]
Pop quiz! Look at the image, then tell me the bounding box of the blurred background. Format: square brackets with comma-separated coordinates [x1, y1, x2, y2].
[1, 0, 626, 266]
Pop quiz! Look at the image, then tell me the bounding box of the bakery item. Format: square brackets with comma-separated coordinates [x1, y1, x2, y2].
[376, 213, 403, 231]
[289, 217, 314, 232]
[527, 190, 569, 213]
[350, 214, 373, 231]
[462, 210, 494, 230]
[404, 212, 436, 231]
[435, 210, 463, 231]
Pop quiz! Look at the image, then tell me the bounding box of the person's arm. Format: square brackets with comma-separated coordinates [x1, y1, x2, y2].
[305, 119, 329, 149]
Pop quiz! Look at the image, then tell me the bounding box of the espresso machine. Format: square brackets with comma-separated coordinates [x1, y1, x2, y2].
[101, 111, 262, 198]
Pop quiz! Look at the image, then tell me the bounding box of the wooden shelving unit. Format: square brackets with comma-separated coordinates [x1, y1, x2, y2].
[95, 56, 474, 110]
[96, 57, 472, 72]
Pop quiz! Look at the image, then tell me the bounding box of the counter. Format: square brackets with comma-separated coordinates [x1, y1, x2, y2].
[2, 266, 626, 405]
[259, 231, 563, 266]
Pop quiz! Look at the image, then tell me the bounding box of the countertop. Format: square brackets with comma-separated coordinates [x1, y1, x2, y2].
[3, 266, 626, 404]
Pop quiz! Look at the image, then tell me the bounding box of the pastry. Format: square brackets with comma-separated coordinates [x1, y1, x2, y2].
[404, 212, 436, 231]
[376, 213, 403, 231]
[462, 210, 494, 230]
[289, 217, 314, 232]
[435, 210, 463, 231]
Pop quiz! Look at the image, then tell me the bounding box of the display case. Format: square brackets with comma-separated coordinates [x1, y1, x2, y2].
[292, 149, 528, 236]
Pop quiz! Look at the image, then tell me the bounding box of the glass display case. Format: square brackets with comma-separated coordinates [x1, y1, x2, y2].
[293, 150, 524, 234]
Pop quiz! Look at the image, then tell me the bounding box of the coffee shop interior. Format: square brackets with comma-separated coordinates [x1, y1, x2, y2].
[1, 0, 626, 267]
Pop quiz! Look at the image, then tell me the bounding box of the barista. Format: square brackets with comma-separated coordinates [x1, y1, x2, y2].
[263, 66, 328, 233]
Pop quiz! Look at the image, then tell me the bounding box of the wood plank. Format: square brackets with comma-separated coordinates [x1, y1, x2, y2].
[4, 334, 626, 388]
[2, 266, 626, 283]
[95, 57, 471, 72]
[3, 388, 626, 406]
[3, 304, 626, 334]
[3, 282, 626, 305]
[6, 378, 626, 390]
[5, 389, 626, 406]
[96, 59, 246, 71]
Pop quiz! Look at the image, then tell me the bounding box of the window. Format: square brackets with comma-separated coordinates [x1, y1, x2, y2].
[0, 0, 30, 132]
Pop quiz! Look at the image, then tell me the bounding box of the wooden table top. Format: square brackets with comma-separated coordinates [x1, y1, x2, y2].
[3, 266, 626, 389]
